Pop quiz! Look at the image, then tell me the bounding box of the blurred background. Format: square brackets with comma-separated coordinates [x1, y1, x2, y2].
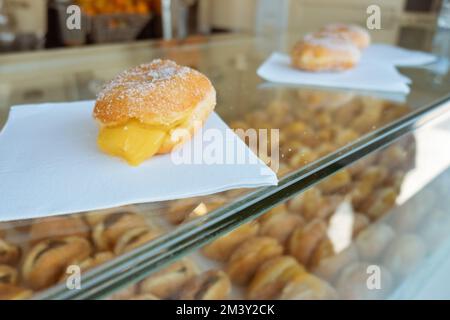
[0, 0, 448, 53]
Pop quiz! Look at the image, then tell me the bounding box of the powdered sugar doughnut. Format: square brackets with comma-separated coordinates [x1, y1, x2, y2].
[321, 23, 371, 49]
[291, 32, 361, 72]
[93, 59, 216, 155]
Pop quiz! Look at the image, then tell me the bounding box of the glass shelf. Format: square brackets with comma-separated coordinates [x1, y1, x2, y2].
[1, 26, 450, 299]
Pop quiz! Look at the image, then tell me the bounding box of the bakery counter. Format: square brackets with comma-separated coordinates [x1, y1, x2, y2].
[2, 93, 449, 300]
[1, 27, 450, 299]
[17, 112, 446, 300]
[100, 115, 450, 300]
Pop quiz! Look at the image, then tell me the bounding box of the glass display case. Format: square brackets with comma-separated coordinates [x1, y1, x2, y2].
[1, 24, 450, 300]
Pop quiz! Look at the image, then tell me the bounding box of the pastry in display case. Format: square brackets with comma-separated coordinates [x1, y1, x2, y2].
[1, 21, 450, 300]
[0, 84, 449, 300]
[107, 127, 450, 300]
[0, 108, 445, 300]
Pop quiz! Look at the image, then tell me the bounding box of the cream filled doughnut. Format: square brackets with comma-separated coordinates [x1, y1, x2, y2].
[291, 32, 361, 72]
[321, 23, 371, 49]
[93, 59, 216, 165]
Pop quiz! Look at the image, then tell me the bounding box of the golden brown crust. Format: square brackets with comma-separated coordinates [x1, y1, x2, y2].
[177, 270, 231, 300]
[364, 187, 398, 220]
[29, 215, 89, 244]
[84, 206, 137, 227]
[113, 227, 161, 255]
[259, 213, 304, 245]
[247, 256, 306, 300]
[0, 239, 21, 265]
[318, 169, 352, 194]
[166, 198, 202, 225]
[291, 32, 360, 72]
[93, 59, 215, 128]
[0, 265, 18, 285]
[288, 188, 342, 222]
[308, 237, 335, 269]
[288, 219, 327, 266]
[227, 236, 283, 285]
[92, 211, 147, 251]
[257, 204, 289, 223]
[202, 221, 260, 261]
[140, 259, 198, 299]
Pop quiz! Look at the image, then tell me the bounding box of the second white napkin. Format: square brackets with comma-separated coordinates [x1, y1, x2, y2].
[257, 44, 436, 94]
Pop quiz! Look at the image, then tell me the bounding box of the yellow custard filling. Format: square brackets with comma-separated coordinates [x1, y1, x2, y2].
[97, 120, 168, 166]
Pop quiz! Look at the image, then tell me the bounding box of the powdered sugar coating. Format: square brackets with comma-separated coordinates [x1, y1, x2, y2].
[94, 59, 214, 126]
[97, 60, 190, 99]
[302, 32, 360, 59]
[320, 23, 371, 49]
[291, 32, 361, 72]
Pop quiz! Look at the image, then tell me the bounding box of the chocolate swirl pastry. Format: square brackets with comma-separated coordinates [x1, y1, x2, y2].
[247, 256, 306, 300]
[84, 206, 138, 227]
[114, 227, 161, 255]
[0, 265, 18, 285]
[308, 237, 335, 270]
[0, 239, 21, 265]
[287, 188, 341, 222]
[91, 210, 147, 251]
[227, 236, 283, 285]
[259, 213, 304, 246]
[22, 237, 91, 290]
[202, 221, 260, 261]
[140, 259, 198, 299]
[288, 219, 327, 267]
[177, 270, 231, 300]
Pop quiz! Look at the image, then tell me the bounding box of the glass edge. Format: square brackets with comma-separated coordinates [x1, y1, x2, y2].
[35, 93, 450, 300]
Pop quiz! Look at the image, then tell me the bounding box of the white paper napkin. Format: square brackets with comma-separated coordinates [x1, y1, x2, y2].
[362, 44, 437, 67]
[0, 101, 278, 221]
[257, 44, 437, 94]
